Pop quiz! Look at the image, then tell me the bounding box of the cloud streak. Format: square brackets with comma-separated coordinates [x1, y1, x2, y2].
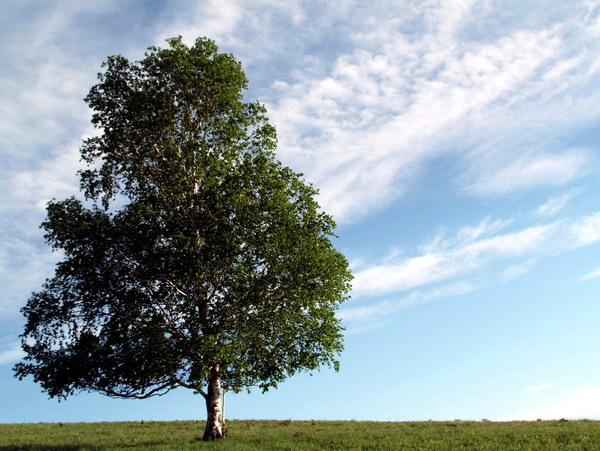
[352, 211, 600, 298]
[3, 1, 600, 334]
[579, 267, 600, 281]
[534, 188, 583, 218]
[261, 2, 600, 222]
[0, 342, 24, 365]
[339, 281, 474, 332]
[465, 150, 591, 197]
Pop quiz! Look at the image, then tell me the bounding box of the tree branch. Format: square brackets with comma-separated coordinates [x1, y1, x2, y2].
[176, 379, 208, 398]
[103, 380, 175, 399]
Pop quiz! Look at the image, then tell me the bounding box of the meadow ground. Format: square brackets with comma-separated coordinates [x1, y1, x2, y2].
[1, 419, 599, 450]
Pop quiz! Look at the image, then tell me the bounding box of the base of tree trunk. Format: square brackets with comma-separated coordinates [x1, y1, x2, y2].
[202, 418, 226, 440]
[202, 367, 226, 440]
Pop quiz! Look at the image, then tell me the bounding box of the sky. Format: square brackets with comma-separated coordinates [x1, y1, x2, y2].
[1, 0, 600, 423]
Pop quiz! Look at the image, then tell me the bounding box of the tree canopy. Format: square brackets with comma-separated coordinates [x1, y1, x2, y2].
[14, 37, 353, 440]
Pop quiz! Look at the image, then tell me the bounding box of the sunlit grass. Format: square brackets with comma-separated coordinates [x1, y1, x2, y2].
[1, 419, 600, 449]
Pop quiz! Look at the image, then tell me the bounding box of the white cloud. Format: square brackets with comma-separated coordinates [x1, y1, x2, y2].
[501, 259, 537, 282]
[411, 281, 474, 306]
[4, 2, 599, 231]
[352, 253, 455, 296]
[9, 140, 83, 211]
[341, 206, 600, 333]
[339, 281, 473, 327]
[423, 0, 477, 39]
[421, 216, 514, 253]
[263, 2, 600, 223]
[570, 212, 600, 245]
[466, 149, 591, 197]
[534, 188, 583, 218]
[338, 299, 397, 323]
[3, 0, 600, 335]
[579, 267, 600, 281]
[461, 223, 556, 258]
[525, 383, 552, 393]
[0, 343, 25, 365]
[158, 0, 309, 67]
[542, 55, 586, 81]
[0, 4, 115, 169]
[514, 387, 600, 420]
[160, 0, 243, 48]
[352, 210, 600, 298]
[0, 238, 58, 317]
[351, 222, 548, 297]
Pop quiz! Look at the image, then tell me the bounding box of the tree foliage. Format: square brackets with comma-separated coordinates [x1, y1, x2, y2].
[14, 37, 352, 425]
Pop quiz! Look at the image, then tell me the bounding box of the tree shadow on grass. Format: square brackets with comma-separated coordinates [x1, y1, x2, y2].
[1, 447, 86, 451]
[0, 442, 165, 450]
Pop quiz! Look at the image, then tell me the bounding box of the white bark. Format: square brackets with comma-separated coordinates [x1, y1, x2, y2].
[203, 367, 225, 440]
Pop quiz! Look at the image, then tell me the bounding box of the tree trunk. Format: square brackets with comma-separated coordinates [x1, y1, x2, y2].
[202, 367, 226, 440]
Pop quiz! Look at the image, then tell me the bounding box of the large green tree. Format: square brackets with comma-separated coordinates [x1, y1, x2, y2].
[14, 37, 352, 440]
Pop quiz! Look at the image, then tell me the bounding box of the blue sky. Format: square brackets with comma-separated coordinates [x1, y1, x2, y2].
[2, 0, 600, 423]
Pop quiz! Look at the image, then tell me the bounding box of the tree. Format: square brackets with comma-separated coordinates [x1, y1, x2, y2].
[14, 37, 352, 440]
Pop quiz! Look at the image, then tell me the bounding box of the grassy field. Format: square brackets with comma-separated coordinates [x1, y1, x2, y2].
[1, 419, 600, 450]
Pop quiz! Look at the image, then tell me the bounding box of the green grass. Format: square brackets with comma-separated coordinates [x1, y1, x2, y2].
[1, 419, 600, 450]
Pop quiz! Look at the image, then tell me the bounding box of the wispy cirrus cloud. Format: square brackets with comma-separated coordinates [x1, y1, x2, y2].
[8, 141, 83, 212]
[340, 206, 600, 331]
[533, 188, 583, 218]
[158, 0, 309, 72]
[260, 2, 600, 222]
[420, 216, 514, 254]
[579, 267, 600, 281]
[465, 150, 592, 197]
[3, 1, 600, 323]
[0, 237, 59, 316]
[160, 0, 244, 48]
[0, 1, 128, 169]
[0, 342, 24, 366]
[501, 259, 538, 282]
[0, 2, 201, 321]
[7, 1, 598, 230]
[351, 209, 600, 298]
[339, 281, 473, 331]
